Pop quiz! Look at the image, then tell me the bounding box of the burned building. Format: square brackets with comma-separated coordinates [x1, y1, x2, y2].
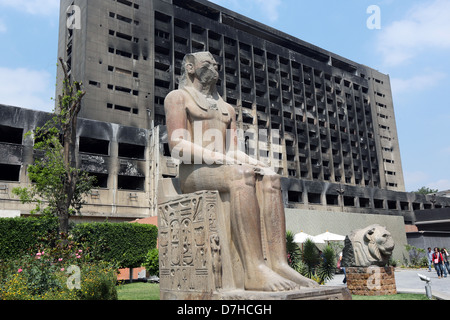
[58, 0, 405, 191]
[1, 0, 449, 227]
[0, 104, 162, 222]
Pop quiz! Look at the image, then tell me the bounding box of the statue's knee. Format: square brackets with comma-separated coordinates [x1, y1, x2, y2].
[263, 174, 281, 191]
[230, 165, 256, 187]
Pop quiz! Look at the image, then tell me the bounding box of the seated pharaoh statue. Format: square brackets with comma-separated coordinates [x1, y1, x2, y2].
[164, 51, 318, 292]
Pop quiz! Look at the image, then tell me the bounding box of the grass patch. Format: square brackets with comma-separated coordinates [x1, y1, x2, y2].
[116, 283, 431, 301]
[117, 282, 160, 300]
[352, 293, 430, 300]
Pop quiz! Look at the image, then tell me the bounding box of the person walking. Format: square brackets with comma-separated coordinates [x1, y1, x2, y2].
[338, 252, 346, 284]
[427, 247, 433, 272]
[441, 248, 450, 275]
[432, 247, 445, 279]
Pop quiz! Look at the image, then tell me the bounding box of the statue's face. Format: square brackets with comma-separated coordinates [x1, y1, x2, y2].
[193, 54, 219, 85]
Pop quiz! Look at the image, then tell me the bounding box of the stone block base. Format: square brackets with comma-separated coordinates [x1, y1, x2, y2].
[161, 286, 352, 301]
[158, 189, 352, 300]
[346, 267, 397, 296]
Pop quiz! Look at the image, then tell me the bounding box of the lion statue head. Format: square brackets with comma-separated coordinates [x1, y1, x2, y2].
[342, 224, 395, 267]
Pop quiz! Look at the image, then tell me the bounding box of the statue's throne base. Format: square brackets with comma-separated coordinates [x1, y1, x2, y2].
[157, 179, 351, 300]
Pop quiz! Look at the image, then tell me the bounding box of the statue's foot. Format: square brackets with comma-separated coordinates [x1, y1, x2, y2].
[274, 263, 320, 288]
[245, 265, 299, 292]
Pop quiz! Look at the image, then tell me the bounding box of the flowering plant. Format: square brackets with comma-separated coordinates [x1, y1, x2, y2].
[0, 231, 118, 300]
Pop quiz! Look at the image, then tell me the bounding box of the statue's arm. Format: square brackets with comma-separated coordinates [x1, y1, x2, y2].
[165, 90, 189, 155]
[226, 104, 269, 169]
[164, 91, 238, 165]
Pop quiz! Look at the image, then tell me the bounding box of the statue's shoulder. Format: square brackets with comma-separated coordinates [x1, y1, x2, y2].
[165, 89, 188, 101]
[164, 89, 189, 111]
[224, 101, 236, 117]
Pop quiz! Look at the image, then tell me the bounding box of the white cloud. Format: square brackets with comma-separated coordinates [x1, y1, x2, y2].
[0, 0, 59, 16]
[377, 0, 450, 66]
[391, 71, 446, 94]
[404, 170, 430, 192]
[0, 67, 54, 112]
[253, 0, 281, 22]
[0, 19, 6, 33]
[427, 180, 450, 192]
[404, 171, 450, 192]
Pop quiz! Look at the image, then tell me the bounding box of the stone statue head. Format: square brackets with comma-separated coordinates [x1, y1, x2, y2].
[179, 52, 220, 92]
[343, 224, 395, 267]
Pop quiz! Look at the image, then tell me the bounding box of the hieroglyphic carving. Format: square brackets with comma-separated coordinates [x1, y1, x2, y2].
[159, 191, 223, 294]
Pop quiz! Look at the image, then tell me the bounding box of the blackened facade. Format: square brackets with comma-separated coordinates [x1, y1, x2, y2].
[0, 0, 444, 224]
[58, 0, 405, 193]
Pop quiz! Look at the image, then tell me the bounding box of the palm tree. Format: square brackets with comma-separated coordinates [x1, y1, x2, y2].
[286, 231, 301, 268]
[316, 245, 336, 284]
[299, 238, 320, 279]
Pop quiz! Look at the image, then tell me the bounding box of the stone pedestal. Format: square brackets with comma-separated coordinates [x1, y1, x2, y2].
[158, 188, 351, 300]
[215, 287, 352, 300]
[346, 266, 397, 296]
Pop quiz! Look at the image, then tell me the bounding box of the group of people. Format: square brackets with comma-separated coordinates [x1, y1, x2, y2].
[427, 247, 450, 279]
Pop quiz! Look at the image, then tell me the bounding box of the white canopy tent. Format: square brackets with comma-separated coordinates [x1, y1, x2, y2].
[293, 232, 325, 244]
[314, 231, 346, 243]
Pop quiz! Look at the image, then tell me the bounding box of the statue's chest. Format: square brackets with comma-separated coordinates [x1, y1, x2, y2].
[187, 102, 231, 125]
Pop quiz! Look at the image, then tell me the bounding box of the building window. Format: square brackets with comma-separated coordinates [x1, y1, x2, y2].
[118, 143, 145, 160]
[308, 193, 321, 204]
[0, 164, 21, 182]
[288, 191, 302, 203]
[79, 137, 110, 156]
[0, 125, 23, 145]
[88, 172, 108, 189]
[118, 175, 145, 191]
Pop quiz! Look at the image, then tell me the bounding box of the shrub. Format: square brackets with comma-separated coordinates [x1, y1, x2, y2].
[71, 222, 158, 268]
[299, 238, 319, 278]
[143, 248, 159, 276]
[316, 245, 336, 284]
[78, 262, 118, 300]
[0, 216, 59, 261]
[286, 231, 301, 268]
[0, 236, 118, 300]
[405, 244, 426, 268]
[0, 273, 33, 300]
[295, 241, 337, 284]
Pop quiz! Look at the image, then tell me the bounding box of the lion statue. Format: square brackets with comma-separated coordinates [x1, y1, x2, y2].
[342, 224, 395, 267]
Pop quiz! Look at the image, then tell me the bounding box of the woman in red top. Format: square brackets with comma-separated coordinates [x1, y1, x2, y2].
[432, 247, 446, 279]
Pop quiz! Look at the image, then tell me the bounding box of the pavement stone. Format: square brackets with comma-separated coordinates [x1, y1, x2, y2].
[325, 268, 450, 300]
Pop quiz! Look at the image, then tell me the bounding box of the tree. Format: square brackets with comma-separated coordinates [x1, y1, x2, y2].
[316, 245, 336, 284]
[298, 238, 320, 279]
[13, 58, 95, 235]
[286, 231, 301, 268]
[415, 187, 438, 195]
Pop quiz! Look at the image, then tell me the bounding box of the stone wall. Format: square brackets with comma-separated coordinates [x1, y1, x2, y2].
[285, 208, 409, 263]
[346, 266, 397, 296]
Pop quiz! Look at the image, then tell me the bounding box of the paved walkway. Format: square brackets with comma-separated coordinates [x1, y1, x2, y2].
[325, 268, 450, 300]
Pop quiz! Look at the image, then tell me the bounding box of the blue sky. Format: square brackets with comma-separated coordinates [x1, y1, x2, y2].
[0, 0, 449, 192]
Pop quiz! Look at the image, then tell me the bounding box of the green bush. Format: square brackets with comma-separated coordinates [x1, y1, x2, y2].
[295, 241, 336, 285]
[316, 245, 336, 284]
[0, 217, 156, 300]
[143, 248, 159, 276]
[0, 234, 117, 300]
[71, 222, 158, 268]
[286, 231, 301, 268]
[298, 238, 320, 278]
[0, 216, 59, 261]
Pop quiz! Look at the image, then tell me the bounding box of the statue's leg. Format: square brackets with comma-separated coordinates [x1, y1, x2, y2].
[179, 164, 298, 292]
[258, 173, 319, 288]
[227, 165, 298, 292]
